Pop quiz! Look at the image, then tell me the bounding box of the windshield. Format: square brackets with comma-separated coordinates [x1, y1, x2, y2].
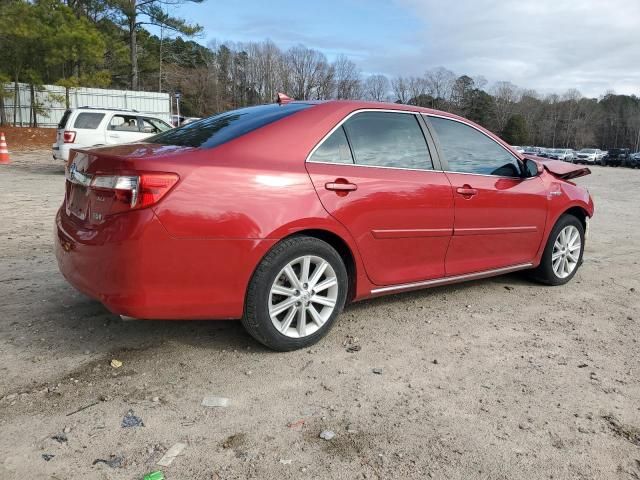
[147, 103, 314, 149]
[580, 149, 596, 153]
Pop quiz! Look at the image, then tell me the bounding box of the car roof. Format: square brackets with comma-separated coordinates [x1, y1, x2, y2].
[300, 99, 468, 120]
[281, 99, 522, 160]
[71, 106, 140, 114]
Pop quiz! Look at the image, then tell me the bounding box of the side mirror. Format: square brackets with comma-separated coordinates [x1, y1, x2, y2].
[523, 158, 542, 177]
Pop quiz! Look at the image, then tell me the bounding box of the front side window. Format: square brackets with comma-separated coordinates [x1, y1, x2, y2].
[309, 126, 354, 164]
[429, 116, 521, 177]
[140, 117, 172, 134]
[110, 115, 140, 132]
[342, 112, 433, 170]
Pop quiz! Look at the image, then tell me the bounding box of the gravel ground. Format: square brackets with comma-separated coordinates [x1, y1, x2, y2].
[0, 150, 639, 480]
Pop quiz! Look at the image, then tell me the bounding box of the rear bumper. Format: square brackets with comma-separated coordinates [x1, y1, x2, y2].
[52, 143, 71, 161]
[55, 207, 276, 319]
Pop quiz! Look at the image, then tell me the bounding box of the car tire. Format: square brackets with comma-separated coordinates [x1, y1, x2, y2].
[242, 236, 348, 351]
[529, 214, 585, 286]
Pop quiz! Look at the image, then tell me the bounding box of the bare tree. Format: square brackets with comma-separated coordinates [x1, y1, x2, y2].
[242, 40, 282, 102]
[333, 55, 361, 99]
[391, 76, 409, 103]
[491, 81, 521, 132]
[424, 67, 456, 108]
[407, 76, 427, 104]
[315, 61, 336, 100]
[365, 74, 390, 102]
[561, 89, 582, 147]
[284, 45, 327, 100]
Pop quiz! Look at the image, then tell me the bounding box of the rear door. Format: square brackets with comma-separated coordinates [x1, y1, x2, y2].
[425, 115, 548, 276]
[70, 111, 106, 147]
[306, 110, 454, 286]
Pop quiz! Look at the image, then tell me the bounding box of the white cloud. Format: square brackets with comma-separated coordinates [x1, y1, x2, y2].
[365, 0, 640, 97]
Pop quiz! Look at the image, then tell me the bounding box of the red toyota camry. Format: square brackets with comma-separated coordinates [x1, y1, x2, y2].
[55, 99, 594, 351]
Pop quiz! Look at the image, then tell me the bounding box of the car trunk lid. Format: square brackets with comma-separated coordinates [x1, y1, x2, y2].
[64, 143, 193, 226]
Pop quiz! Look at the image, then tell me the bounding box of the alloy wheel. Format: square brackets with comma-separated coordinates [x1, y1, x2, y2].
[552, 225, 581, 278]
[268, 255, 339, 338]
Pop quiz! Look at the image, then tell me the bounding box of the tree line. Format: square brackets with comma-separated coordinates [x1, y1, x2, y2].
[1, 0, 639, 151]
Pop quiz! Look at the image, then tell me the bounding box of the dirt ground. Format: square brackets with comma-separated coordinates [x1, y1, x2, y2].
[0, 127, 56, 151]
[0, 150, 638, 480]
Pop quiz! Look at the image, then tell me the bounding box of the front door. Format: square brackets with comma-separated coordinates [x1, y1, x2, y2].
[106, 114, 146, 144]
[307, 111, 454, 286]
[426, 115, 548, 276]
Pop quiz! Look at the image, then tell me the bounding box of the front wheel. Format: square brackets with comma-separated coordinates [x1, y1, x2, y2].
[529, 214, 585, 286]
[242, 236, 348, 351]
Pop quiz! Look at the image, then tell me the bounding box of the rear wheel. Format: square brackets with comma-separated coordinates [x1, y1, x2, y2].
[242, 236, 348, 351]
[529, 214, 584, 286]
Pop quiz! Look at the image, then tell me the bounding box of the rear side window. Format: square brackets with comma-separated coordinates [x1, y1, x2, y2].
[309, 126, 354, 164]
[148, 103, 313, 149]
[58, 110, 72, 129]
[343, 112, 433, 170]
[73, 112, 105, 129]
[429, 116, 521, 177]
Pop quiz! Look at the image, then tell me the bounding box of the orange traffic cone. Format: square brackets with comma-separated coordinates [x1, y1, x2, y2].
[0, 132, 10, 164]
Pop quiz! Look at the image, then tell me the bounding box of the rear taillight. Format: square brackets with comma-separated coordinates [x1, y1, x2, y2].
[89, 172, 179, 214]
[63, 130, 76, 143]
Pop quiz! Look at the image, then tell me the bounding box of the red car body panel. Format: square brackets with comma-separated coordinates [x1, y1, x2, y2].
[307, 162, 454, 285]
[56, 208, 278, 319]
[442, 173, 548, 275]
[54, 100, 594, 320]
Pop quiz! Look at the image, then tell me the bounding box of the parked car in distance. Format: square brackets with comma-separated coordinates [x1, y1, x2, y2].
[598, 150, 607, 162]
[602, 148, 630, 167]
[548, 148, 575, 162]
[537, 148, 552, 158]
[55, 100, 594, 351]
[523, 146, 541, 155]
[53, 107, 173, 162]
[511, 145, 525, 154]
[575, 149, 601, 164]
[625, 151, 640, 168]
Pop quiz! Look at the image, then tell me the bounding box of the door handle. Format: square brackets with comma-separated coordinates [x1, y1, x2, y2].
[456, 185, 477, 197]
[325, 180, 357, 192]
[108, 134, 120, 138]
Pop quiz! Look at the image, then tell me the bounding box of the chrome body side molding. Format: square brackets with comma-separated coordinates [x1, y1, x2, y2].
[370, 263, 533, 295]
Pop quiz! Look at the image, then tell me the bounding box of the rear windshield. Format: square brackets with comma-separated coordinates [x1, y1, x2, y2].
[147, 103, 313, 149]
[58, 109, 72, 129]
[73, 112, 105, 129]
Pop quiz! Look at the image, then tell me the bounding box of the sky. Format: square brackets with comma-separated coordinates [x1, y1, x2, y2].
[173, 0, 640, 98]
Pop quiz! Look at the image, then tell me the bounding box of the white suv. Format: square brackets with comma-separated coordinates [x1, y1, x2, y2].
[52, 107, 173, 161]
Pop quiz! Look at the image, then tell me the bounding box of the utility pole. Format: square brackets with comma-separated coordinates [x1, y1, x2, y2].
[159, 22, 164, 92]
[175, 91, 181, 125]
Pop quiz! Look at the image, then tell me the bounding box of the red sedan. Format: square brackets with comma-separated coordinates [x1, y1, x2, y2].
[55, 99, 594, 351]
